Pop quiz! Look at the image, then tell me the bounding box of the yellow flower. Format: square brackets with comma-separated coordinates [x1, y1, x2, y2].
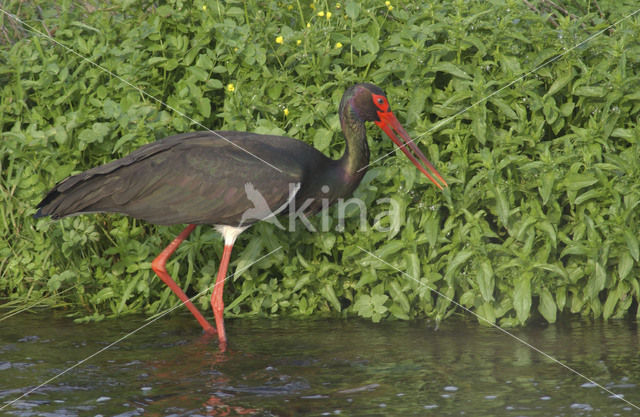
[385, 1, 390, 5]
[336, 2, 341, 8]
[335, 42, 343, 49]
[306, 22, 311, 28]
[326, 11, 332, 19]
[287, 5, 293, 10]
[317, 11, 324, 17]
[296, 39, 302, 45]
[284, 108, 290, 116]
[275, 36, 284, 44]
[227, 83, 235, 92]
[310, 3, 315, 10]
[202, 4, 206, 11]
[388, 5, 393, 10]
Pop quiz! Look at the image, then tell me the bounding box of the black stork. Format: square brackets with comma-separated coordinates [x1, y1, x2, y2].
[34, 83, 448, 349]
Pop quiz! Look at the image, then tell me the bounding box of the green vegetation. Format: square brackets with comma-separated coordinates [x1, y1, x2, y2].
[1, 0, 639, 327]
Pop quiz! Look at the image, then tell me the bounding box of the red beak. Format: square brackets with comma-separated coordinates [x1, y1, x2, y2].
[375, 111, 448, 190]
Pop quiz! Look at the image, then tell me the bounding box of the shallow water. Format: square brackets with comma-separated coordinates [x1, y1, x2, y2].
[0, 312, 638, 416]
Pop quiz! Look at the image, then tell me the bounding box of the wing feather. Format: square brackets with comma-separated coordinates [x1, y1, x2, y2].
[36, 131, 329, 226]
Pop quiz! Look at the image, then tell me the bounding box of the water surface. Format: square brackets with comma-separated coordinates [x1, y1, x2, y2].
[1, 312, 638, 416]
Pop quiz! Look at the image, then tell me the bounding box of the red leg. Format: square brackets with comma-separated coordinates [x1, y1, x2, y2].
[151, 224, 216, 334]
[211, 243, 234, 348]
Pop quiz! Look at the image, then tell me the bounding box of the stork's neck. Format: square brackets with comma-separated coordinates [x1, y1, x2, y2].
[338, 106, 370, 178]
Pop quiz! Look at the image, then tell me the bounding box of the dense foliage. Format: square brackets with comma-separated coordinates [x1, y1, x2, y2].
[1, 0, 639, 327]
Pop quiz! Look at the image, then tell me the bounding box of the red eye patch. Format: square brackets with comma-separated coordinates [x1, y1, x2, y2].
[371, 93, 389, 112]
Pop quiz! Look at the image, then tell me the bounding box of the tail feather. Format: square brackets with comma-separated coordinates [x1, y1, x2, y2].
[34, 134, 188, 220]
[34, 174, 126, 219]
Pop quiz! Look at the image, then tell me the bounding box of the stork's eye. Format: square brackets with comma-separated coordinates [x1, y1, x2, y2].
[371, 93, 389, 111]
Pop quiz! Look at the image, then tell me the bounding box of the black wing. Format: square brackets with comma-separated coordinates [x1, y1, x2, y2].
[35, 131, 330, 226]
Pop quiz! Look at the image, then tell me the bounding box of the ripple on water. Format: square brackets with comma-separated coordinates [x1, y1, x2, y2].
[1, 315, 639, 416]
[570, 403, 593, 411]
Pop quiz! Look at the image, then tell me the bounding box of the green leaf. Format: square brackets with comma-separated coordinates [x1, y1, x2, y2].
[586, 262, 607, 299]
[103, 99, 121, 118]
[376, 240, 405, 259]
[460, 290, 475, 306]
[546, 67, 573, 96]
[513, 275, 531, 324]
[538, 172, 555, 205]
[94, 287, 115, 303]
[352, 33, 379, 54]
[560, 173, 598, 191]
[321, 284, 341, 312]
[611, 128, 633, 139]
[574, 86, 605, 97]
[196, 97, 211, 118]
[618, 252, 633, 280]
[493, 185, 510, 227]
[207, 79, 223, 89]
[70, 20, 101, 34]
[47, 270, 77, 291]
[234, 237, 264, 278]
[445, 250, 473, 284]
[188, 66, 208, 81]
[538, 288, 556, 323]
[602, 285, 621, 320]
[196, 54, 213, 70]
[405, 252, 420, 281]
[345, 0, 360, 20]
[624, 230, 639, 262]
[353, 294, 373, 317]
[313, 128, 332, 152]
[388, 281, 410, 313]
[371, 294, 389, 322]
[477, 259, 494, 302]
[472, 106, 487, 145]
[431, 62, 472, 80]
[293, 274, 311, 293]
[574, 189, 603, 205]
[148, 56, 167, 65]
[476, 302, 496, 325]
[556, 287, 567, 311]
[388, 303, 410, 320]
[489, 98, 517, 119]
[533, 263, 568, 280]
[535, 221, 557, 248]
